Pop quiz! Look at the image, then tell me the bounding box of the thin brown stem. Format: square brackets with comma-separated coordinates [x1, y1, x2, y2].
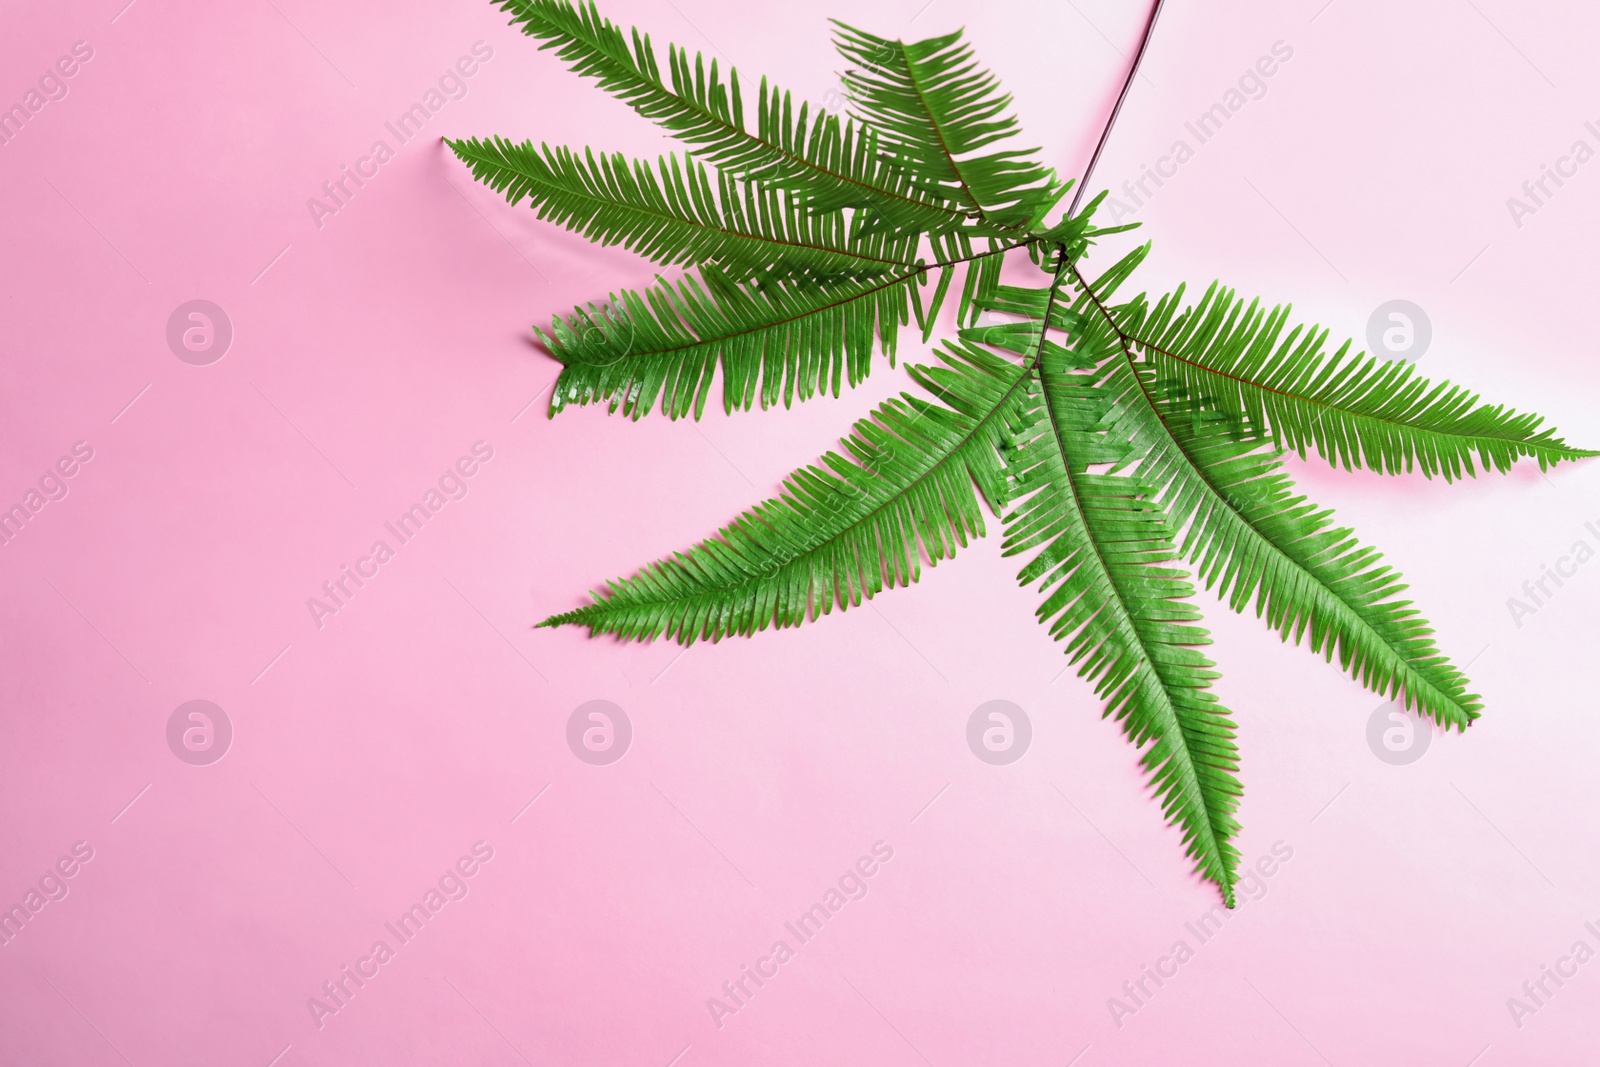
[1066, 0, 1166, 218]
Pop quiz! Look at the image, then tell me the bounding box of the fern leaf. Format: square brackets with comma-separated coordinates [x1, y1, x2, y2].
[1002, 336, 1242, 903]
[539, 344, 1030, 639]
[1124, 282, 1595, 480]
[542, 264, 917, 419]
[1163, 405, 1481, 728]
[446, 137, 919, 281]
[543, 238, 1013, 420]
[833, 23, 1061, 230]
[1055, 259, 1482, 728]
[493, 0, 972, 233]
[461, 0, 1596, 904]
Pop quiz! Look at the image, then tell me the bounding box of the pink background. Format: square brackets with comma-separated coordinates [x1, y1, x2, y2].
[2, 0, 1598, 1063]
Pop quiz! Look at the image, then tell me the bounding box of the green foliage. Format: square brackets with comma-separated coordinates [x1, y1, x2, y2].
[540, 264, 926, 420]
[543, 342, 1026, 641]
[447, 136, 923, 282]
[455, 0, 1594, 904]
[833, 22, 1062, 229]
[1127, 281, 1589, 480]
[484, 0, 971, 232]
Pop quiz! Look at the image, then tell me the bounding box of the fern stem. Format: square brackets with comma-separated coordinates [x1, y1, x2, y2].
[1067, 0, 1166, 217]
[926, 239, 1032, 271]
[1020, 245, 1075, 374]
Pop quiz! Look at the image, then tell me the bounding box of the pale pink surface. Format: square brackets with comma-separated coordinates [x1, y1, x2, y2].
[2, 0, 1598, 1063]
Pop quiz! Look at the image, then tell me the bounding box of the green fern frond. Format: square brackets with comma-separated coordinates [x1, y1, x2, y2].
[541, 239, 1012, 420]
[1058, 259, 1482, 728]
[539, 343, 1029, 639]
[446, 136, 919, 281]
[492, 0, 972, 233]
[1160, 403, 1481, 728]
[971, 254, 1483, 729]
[542, 264, 923, 420]
[457, 0, 1594, 905]
[1123, 282, 1595, 480]
[1002, 336, 1242, 903]
[833, 23, 1061, 231]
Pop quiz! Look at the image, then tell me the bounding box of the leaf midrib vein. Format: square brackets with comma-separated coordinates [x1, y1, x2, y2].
[1031, 264, 1230, 893]
[463, 142, 922, 273]
[1069, 263, 1471, 723]
[1118, 316, 1574, 454]
[562, 243, 1022, 368]
[581, 354, 1035, 615]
